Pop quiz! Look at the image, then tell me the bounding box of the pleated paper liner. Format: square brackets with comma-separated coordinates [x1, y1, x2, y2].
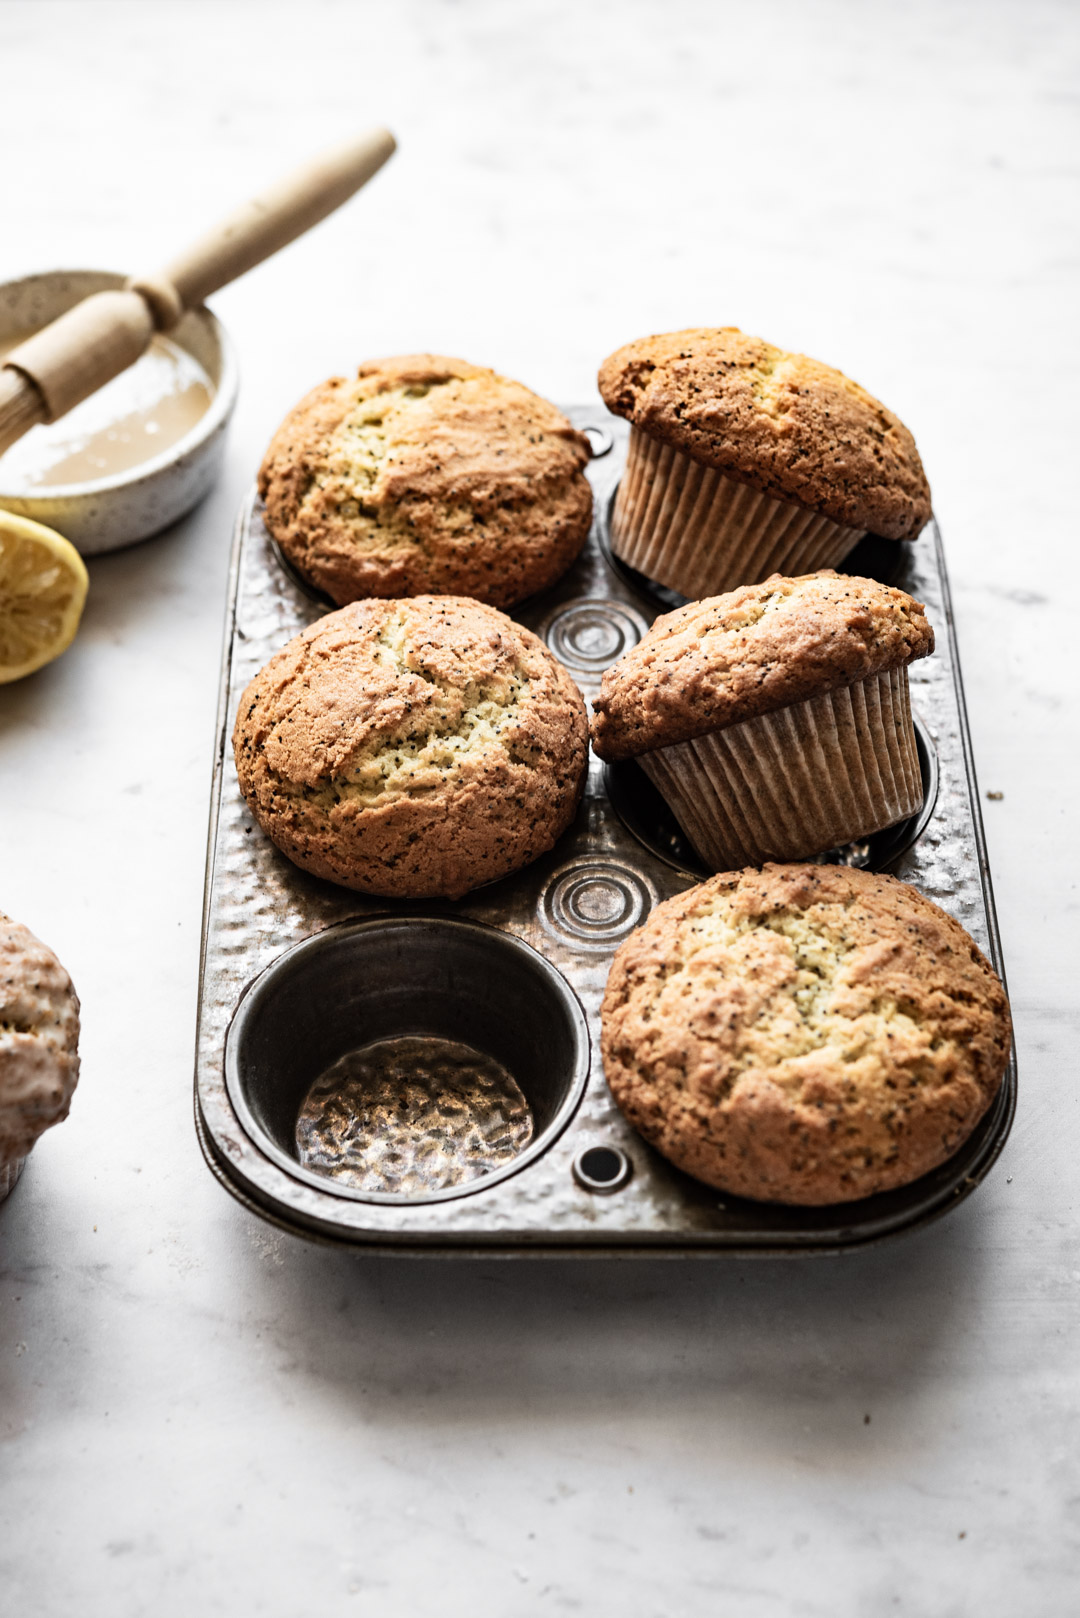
[0, 1153, 27, 1203]
[610, 427, 866, 598]
[638, 666, 923, 870]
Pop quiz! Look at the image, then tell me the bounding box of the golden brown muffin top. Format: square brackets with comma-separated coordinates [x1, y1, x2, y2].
[257, 354, 592, 608]
[232, 596, 588, 900]
[0, 913, 80, 1164]
[601, 864, 1011, 1205]
[598, 328, 931, 539]
[589, 571, 934, 761]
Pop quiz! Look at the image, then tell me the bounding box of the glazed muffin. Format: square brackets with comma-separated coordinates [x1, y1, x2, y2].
[601, 864, 1011, 1205]
[0, 913, 80, 1201]
[590, 571, 933, 869]
[233, 595, 588, 899]
[599, 328, 931, 598]
[259, 354, 593, 607]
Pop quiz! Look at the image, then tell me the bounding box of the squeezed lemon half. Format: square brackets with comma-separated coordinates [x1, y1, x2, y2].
[0, 511, 89, 683]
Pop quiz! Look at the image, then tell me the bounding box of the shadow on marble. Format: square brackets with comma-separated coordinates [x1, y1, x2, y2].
[235, 1198, 996, 1459]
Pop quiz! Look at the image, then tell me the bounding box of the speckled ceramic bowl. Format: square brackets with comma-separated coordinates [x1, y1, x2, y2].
[0, 269, 239, 555]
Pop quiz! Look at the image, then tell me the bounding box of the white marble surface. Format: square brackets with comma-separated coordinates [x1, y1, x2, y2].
[1, 1, 1077, 1611]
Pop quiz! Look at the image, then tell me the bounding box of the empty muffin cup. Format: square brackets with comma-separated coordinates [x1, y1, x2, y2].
[611, 430, 865, 600]
[224, 915, 590, 1204]
[637, 666, 923, 870]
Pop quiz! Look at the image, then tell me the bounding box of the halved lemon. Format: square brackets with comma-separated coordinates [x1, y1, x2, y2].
[0, 511, 89, 683]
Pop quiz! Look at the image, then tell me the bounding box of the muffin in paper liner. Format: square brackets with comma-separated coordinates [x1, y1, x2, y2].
[638, 666, 922, 869]
[589, 572, 935, 873]
[599, 328, 932, 601]
[611, 427, 865, 599]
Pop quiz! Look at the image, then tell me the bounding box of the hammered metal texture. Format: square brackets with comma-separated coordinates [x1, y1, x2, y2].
[195, 412, 1016, 1252]
[295, 1037, 533, 1197]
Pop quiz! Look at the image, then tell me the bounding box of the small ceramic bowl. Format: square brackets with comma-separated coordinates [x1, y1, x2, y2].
[0, 269, 239, 555]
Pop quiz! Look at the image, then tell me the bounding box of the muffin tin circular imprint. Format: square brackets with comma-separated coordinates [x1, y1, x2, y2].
[195, 408, 1016, 1252]
[537, 596, 648, 678]
[539, 857, 657, 951]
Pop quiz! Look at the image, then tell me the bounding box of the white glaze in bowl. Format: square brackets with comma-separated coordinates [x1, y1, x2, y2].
[0, 270, 238, 555]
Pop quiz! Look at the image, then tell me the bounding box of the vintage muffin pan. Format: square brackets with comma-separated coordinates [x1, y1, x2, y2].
[195, 411, 1016, 1253]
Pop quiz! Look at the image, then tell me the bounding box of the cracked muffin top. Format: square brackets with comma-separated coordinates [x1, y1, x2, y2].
[589, 571, 934, 761]
[601, 864, 1011, 1205]
[233, 595, 589, 899]
[0, 914, 80, 1166]
[258, 354, 593, 608]
[599, 328, 931, 539]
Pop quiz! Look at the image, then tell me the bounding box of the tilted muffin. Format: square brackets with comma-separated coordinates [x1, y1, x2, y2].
[0, 913, 80, 1201]
[601, 864, 1011, 1205]
[233, 596, 588, 899]
[259, 354, 593, 607]
[590, 571, 933, 869]
[599, 328, 931, 598]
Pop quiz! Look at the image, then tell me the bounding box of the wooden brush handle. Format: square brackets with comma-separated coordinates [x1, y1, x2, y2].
[2, 290, 155, 427]
[133, 126, 396, 320]
[0, 127, 396, 456]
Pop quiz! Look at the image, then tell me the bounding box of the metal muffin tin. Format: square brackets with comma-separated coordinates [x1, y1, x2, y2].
[195, 411, 1016, 1253]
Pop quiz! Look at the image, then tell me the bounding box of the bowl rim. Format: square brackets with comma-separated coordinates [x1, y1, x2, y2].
[0, 267, 240, 500]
